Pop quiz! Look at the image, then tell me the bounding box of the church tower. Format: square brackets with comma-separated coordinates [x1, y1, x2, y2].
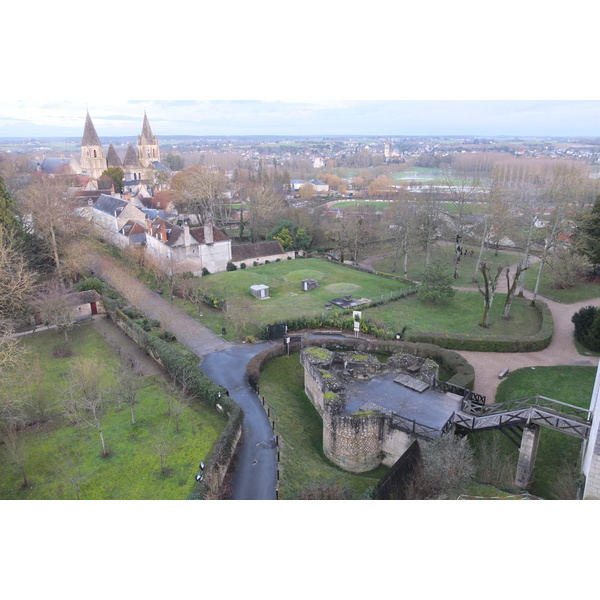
[137, 111, 161, 168]
[80, 111, 106, 179]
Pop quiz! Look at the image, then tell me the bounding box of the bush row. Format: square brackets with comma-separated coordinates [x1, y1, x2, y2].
[247, 337, 475, 390]
[104, 297, 243, 500]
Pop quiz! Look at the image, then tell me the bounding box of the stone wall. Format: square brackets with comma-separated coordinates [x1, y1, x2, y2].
[323, 409, 384, 473]
[301, 347, 430, 473]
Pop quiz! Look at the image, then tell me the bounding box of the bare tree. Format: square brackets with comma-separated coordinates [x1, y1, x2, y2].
[63, 357, 112, 456]
[151, 423, 176, 475]
[114, 366, 146, 425]
[476, 260, 503, 328]
[35, 281, 75, 343]
[502, 261, 528, 320]
[419, 434, 476, 498]
[245, 183, 286, 242]
[0, 226, 37, 324]
[170, 165, 227, 225]
[2, 421, 29, 488]
[17, 175, 84, 285]
[225, 297, 256, 339]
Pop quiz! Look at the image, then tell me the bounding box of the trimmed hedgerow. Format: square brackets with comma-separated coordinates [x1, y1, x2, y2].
[403, 300, 553, 353]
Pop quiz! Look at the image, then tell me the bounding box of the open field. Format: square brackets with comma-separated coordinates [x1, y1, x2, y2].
[258, 354, 387, 499]
[0, 322, 226, 500]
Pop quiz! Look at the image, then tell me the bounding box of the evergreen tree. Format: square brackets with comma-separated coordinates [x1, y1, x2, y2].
[572, 194, 600, 269]
[0, 174, 20, 235]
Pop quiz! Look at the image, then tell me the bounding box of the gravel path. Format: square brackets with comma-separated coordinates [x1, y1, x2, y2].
[85, 254, 231, 356]
[358, 250, 600, 402]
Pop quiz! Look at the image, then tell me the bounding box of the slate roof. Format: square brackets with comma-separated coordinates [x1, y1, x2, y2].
[93, 194, 129, 216]
[123, 143, 141, 167]
[140, 111, 155, 142]
[81, 111, 102, 147]
[106, 143, 123, 168]
[231, 240, 284, 262]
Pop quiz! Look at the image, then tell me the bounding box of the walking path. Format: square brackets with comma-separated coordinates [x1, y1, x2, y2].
[358, 250, 600, 401]
[85, 253, 277, 499]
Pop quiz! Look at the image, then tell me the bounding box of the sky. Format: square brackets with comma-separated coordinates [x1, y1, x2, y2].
[3, 3, 599, 139]
[1, 100, 600, 138]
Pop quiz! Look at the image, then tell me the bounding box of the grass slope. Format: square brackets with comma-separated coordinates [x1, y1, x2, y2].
[259, 354, 387, 499]
[0, 324, 226, 500]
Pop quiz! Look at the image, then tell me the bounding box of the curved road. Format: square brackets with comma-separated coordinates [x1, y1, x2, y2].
[88, 252, 600, 500]
[86, 254, 278, 500]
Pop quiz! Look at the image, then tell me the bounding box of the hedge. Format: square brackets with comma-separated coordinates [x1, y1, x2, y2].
[247, 337, 475, 390]
[102, 293, 243, 500]
[402, 300, 554, 353]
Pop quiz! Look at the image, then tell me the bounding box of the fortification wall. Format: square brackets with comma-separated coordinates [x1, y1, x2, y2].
[323, 409, 384, 473]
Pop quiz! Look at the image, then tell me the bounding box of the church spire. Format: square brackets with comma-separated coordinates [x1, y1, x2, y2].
[140, 110, 154, 143]
[81, 110, 102, 147]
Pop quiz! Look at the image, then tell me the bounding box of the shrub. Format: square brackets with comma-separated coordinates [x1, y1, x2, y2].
[265, 260, 270, 264]
[572, 305, 600, 351]
[240, 263, 247, 269]
[202, 267, 211, 276]
[159, 330, 177, 342]
[226, 261, 237, 271]
[74, 277, 106, 293]
[253, 261, 259, 267]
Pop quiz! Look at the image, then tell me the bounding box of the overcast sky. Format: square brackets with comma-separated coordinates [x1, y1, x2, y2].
[2, 100, 599, 138]
[3, 2, 599, 139]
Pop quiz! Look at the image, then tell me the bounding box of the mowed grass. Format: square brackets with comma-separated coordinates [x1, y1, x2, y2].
[259, 354, 387, 499]
[0, 324, 227, 500]
[472, 366, 597, 499]
[372, 245, 521, 289]
[523, 261, 600, 304]
[364, 292, 542, 338]
[197, 258, 410, 326]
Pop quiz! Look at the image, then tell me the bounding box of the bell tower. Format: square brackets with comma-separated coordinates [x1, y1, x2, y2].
[137, 111, 161, 168]
[80, 111, 106, 179]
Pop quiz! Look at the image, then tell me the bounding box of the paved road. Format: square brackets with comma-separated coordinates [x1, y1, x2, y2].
[86, 254, 277, 499]
[201, 344, 278, 499]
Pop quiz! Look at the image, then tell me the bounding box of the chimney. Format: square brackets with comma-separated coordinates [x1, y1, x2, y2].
[146, 214, 152, 234]
[183, 223, 192, 248]
[160, 221, 167, 243]
[204, 222, 214, 244]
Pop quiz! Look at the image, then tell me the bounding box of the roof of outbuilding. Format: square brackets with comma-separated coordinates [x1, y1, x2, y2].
[231, 240, 284, 262]
[93, 194, 129, 215]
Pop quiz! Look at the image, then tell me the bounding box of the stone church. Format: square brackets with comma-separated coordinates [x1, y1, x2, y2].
[78, 110, 162, 184]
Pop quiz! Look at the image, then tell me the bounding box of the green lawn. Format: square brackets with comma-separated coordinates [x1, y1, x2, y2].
[259, 354, 387, 499]
[196, 258, 409, 326]
[523, 261, 600, 304]
[372, 245, 520, 289]
[364, 291, 542, 338]
[329, 201, 392, 210]
[471, 365, 597, 499]
[0, 324, 226, 500]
